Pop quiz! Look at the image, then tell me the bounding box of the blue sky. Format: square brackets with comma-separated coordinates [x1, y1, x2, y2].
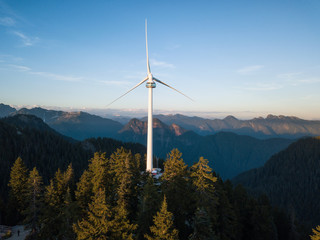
[0, 0, 320, 119]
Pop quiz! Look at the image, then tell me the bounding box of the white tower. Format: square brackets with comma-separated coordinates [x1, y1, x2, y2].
[108, 20, 193, 172]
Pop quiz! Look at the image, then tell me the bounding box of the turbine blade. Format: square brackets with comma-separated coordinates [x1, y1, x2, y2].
[145, 19, 151, 74]
[153, 77, 194, 101]
[107, 77, 148, 107]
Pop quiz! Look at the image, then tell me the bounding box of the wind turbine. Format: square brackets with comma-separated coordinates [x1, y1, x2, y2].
[108, 20, 193, 172]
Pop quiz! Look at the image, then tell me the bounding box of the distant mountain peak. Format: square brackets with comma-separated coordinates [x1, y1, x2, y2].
[0, 103, 16, 118]
[2, 114, 57, 133]
[224, 115, 238, 121]
[120, 118, 187, 136]
[266, 114, 302, 121]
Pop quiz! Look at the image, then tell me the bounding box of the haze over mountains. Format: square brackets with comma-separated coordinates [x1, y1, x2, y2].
[1, 103, 320, 140]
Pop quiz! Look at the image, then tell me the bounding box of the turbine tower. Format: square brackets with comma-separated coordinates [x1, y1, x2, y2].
[108, 20, 192, 172]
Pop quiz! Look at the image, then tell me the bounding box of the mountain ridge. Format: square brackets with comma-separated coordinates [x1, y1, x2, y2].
[11, 106, 123, 140]
[232, 136, 320, 227]
[1, 103, 320, 139]
[117, 118, 294, 179]
[145, 113, 320, 139]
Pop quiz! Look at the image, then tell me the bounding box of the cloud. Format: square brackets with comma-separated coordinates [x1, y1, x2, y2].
[277, 72, 302, 79]
[295, 78, 320, 84]
[277, 72, 320, 86]
[11, 31, 40, 46]
[237, 65, 264, 74]
[150, 59, 175, 69]
[0, 54, 23, 62]
[3, 63, 83, 82]
[240, 82, 283, 91]
[7, 64, 31, 71]
[0, 16, 15, 26]
[30, 71, 83, 82]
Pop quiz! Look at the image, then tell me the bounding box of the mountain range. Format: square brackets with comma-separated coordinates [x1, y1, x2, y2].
[117, 118, 294, 179]
[1, 103, 320, 140]
[0, 104, 294, 179]
[11, 106, 123, 140]
[143, 114, 320, 139]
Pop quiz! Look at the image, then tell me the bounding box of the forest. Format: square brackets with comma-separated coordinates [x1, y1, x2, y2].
[1, 114, 319, 239]
[3, 148, 317, 240]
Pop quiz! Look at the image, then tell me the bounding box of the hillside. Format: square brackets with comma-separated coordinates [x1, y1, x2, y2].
[0, 114, 145, 200]
[233, 137, 320, 227]
[14, 107, 123, 140]
[117, 118, 294, 179]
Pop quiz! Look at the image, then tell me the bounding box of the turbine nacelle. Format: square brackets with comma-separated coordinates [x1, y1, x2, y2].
[146, 73, 156, 88]
[146, 81, 156, 88]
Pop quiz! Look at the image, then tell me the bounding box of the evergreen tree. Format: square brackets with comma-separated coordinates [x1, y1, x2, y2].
[189, 207, 216, 240]
[24, 167, 43, 239]
[214, 179, 238, 240]
[310, 226, 320, 240]
[60, 188, 78, 239]
[75, 169, 93, 212]
[162, 149, 187, 181]
[110, 202, 137, 240]
[73, 188, 113, 240]
[40, 165, 77, 239]
[161, 149, 195, 238]
[8, 157, 28, 221]
[137, 175, 161, 239]
[75, 152, 109, 214]
[145, 196, 179, 240]
[249, 195, 278, 240]
[190, 157, 217, 197]
[110, 152, 139, 240]
[189, 157, 217, 239]
[114, 149, 141, 221]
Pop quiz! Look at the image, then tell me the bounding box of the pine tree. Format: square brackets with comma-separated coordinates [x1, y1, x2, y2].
[8, 157, 28, 220]
[137, 175, 161, 239]
[73, 188, 113, 240]
[145, 196, 179, 240]
[189, 208, 216, 240]
[110, 153, 138, 240]
[190, 157, 217, 196]
[41, 165, 77, 239]
[162, 149, 187, 181]
[24, 167, 43, 239]
[161, 149, 195, 238]
[115, 149, 141, 220]
[110, 202, 137, 240]
[214, 179, 238, 240]
[75, 169, 93, 212]
[310, 226, 320, 240]
[190, 157, 217, 239]
[75, 152, 109, 214]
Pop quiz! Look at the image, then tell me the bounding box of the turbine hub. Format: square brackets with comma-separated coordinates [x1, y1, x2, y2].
[146, 81, 156, 88]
